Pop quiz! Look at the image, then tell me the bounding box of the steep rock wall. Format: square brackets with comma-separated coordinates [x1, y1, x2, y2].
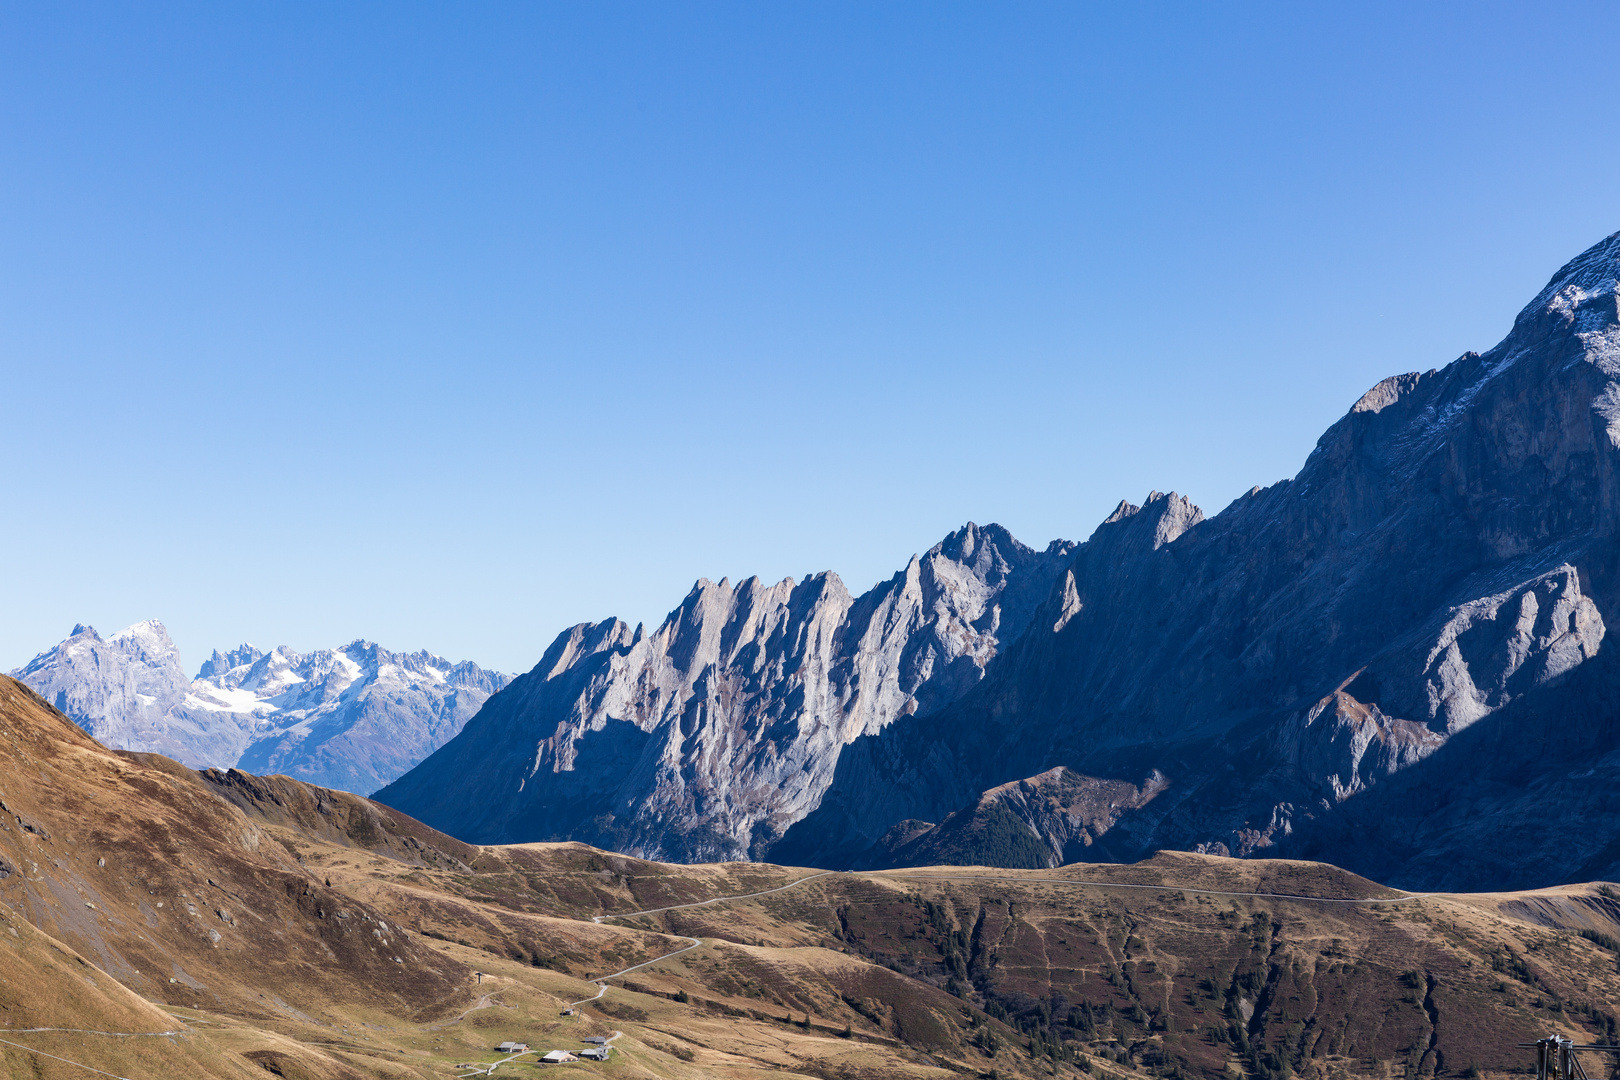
[376, 524, 1074, 860]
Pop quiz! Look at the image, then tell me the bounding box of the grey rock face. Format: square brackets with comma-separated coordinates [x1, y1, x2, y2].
[10, 625, 509, 795]
[374, 523, 1076, 859]
[870, 767, 1170, 870]
[384, 230, 1620, 890]
[769, 230, 1620, 888]
[10, 621, 190, 750]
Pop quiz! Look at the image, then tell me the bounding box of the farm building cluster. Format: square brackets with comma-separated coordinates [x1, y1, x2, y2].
[487, 1037, 614, 1066]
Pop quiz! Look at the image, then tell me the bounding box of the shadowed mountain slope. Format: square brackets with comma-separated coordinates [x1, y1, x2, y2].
[377, 232, 1620, 889]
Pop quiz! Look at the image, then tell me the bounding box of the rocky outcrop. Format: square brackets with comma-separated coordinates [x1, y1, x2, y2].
[200, 768, 477, 871]
[868, 767, 1169, 869]
[1281, 689, 1444, 806]
[769, 230, 1620, 888]
[384, 230, 1620, 890]
[375, 523, 1075, 859]
[10, 624, 509, 794]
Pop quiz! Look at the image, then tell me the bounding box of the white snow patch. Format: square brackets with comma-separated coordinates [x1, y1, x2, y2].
[185, 687, 275, 714]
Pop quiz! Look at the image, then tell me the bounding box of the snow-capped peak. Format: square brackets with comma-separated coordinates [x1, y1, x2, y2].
[9, 622, 512, 796]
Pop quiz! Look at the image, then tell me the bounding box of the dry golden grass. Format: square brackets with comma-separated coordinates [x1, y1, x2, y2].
[4, 674, 1620, 1080]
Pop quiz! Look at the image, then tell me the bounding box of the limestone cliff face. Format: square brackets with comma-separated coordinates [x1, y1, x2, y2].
[773, 230, 1620, 889]
[385, 230, 1620, 890]
[374, 524, 1075, 859]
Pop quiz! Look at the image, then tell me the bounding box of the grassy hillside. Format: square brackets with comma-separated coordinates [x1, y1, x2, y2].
[2, 673, 1618, 1080]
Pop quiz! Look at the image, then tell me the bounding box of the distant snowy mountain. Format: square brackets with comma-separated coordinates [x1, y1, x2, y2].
[9, 622, 509, 795]
[12, 621, 191, 749]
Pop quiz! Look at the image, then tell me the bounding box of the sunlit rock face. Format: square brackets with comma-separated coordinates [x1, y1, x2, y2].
[385, 230, 1620, 888]
[375, 523, 1077, 860]
[12, 621, 191, 749]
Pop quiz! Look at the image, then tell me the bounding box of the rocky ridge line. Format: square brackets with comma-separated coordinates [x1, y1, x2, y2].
[375, 522, 1075, 861]
[384, 230, 1620, 890]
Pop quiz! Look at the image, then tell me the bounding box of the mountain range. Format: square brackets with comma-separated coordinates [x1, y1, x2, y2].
[373, 229, 1620, 892]
[8, 621, 509, 793]
[18, 231, 1620, 895]
[376, 522, 1075, 862]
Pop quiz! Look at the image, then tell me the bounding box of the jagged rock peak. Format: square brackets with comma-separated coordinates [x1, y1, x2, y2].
[1102, 498, 1138, 526]
[375, 518, 1080, 860]
[682, 572, 814, 600]
[1093, 491, 1204, 548]
[1519, 229, 1620, 325]
[533, 618, 638, 681]
[197, 643, 264, 680]
[1351, 370, 1439, 415]
[928, 521, 1066, 568]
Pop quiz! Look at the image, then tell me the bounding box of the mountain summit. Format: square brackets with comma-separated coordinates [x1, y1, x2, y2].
[766, 227, 1620, 887]
[374, 230, 1620, 890]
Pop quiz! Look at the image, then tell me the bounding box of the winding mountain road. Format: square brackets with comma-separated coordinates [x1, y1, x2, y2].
[562, 870, 840, 1005]
[878, 871, 1430, 905]
[565, 865, 1422, 1008]
[589, 870, 836, 925]
[451, 865, 1426, 1076]
[0, 1035, 144, 1080]
[566, 937, 703, 1007]
[0, 1025, 190, 1080]
[0, 1027, 183, 1037]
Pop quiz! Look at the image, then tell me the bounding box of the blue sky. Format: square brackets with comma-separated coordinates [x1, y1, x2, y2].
[4, 2, 1620, 675]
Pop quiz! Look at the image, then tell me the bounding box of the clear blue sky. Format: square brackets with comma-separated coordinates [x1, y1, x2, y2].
[4, 2, 1620, 675]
